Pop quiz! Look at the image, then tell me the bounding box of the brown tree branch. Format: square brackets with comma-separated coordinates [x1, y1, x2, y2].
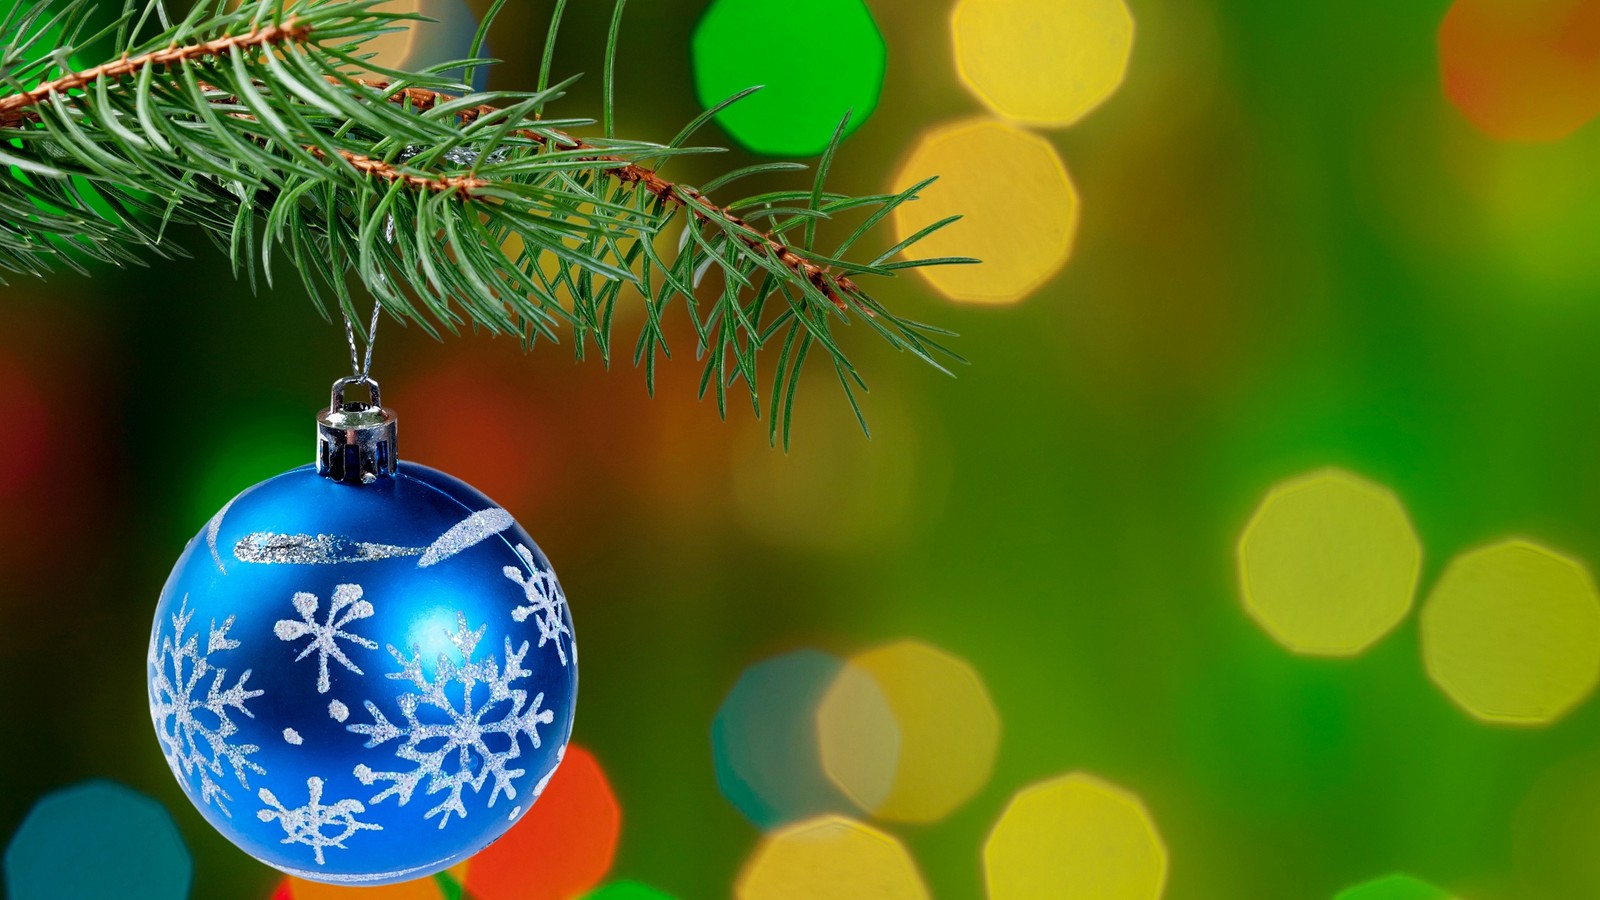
[0, 24, 857, 310]
[364, 79, 858, 309]
[0, 19, 310, 127]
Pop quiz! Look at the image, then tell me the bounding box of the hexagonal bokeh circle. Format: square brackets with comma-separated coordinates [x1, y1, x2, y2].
[1333, 873, 1453, 900]
[692, 0, 887, 156]
[1422, 539, 1600, 726]
[1237, 468, 1421, 657]
[1440, 0, 1600, 142]
[463, 745, 621, 900]
[817, 640, 999, 823]
[889, 117, 1079, 304]
[952, 0, 1134, 127]
[984, 772, 1167, 900]
[712, 649, 854, 829]
[736, 815, 930, 900]
[5, 781, 191, 900]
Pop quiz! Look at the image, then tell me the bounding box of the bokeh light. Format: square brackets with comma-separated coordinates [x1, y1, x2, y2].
[731, 388, 933, 557]
[814, 663, 900, 817]
[889, 118, 1078, 304]
[1513, 751, 1600, 896]
[817, 640, 998, 823]
[464, 745, 620, 900]
[1237, 468, 1421, 656]
[4, 781, 190, 900]
[951, 0, 1135, 127]
[1439, 0, 1600, 142]
[582, 881, 677, 900]
[691, 0, 886, 156]
[0, 354, 48, 500]
[397, 358, 552, 514]
[712, 649, 854, 829]
[1332, 874, 1453, 900]
[285, 875, 446, 899]
[1421, 539, 1600, 725]
[983, 772, 1166, 900]
[735, 815, 929, 900]
[189, 419, 306, 529]
[364, 0, 485, 89]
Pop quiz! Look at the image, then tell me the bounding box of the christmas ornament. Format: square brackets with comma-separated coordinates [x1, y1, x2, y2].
[146, 377, 577, 885]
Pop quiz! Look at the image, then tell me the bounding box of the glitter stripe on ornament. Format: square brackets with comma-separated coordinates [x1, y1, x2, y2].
[231, 508, 516, 567]
[418, 508, 515, 568]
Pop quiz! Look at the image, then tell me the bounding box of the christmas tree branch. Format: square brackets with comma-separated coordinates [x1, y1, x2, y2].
[349, 77, 862, 311]
[0, 0, 972, 445]
[0, 18, 311, 127]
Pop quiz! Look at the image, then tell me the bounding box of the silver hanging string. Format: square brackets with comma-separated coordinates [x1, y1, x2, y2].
[342, 298, 381, 384]
[340, 213, 395, 385]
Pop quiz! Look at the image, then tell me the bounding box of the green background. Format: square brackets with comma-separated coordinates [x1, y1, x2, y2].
[6, 0, 1600, 897]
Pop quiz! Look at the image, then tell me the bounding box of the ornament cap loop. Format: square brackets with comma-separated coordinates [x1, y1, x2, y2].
[317, 377, 398, 485]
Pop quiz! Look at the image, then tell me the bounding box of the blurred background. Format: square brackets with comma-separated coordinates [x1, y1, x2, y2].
[7, 0, 1600, 897]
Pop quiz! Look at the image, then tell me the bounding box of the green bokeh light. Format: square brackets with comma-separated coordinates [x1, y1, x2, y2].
[1333, 874, 1452, 900]
[583, 880, 678, 900]
[691, 0, 886, 156]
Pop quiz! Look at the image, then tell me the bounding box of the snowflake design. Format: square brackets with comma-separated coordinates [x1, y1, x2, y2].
[257, 777, 381, 865]
[349, 612, 556, 828]
[148, 597, 265, 816]
[502, 545, 571, 666]
[275, 584, 377, 694]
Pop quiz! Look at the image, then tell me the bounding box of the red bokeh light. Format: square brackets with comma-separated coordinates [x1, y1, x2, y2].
[0, 354, 48, 500]
[1440, 0, 1600, 141]
[465, 745, 621, 900]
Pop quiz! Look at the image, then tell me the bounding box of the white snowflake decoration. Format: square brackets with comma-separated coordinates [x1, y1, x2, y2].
[148, 598, 265, 817]
[349, 612, 556, 828]
[502, 545, 571, 666]
[257, 777, 381, 865]
[275, 583, 378, 694]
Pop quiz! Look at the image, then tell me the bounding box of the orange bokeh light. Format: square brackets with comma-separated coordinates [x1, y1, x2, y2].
[465, 745, 621, 900]
[1440, 0, 1600, 141]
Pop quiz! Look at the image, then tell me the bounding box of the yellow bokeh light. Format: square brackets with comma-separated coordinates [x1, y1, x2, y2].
[365, 0, 422, 70]
[732, 387, 932, 557]
[984, 772, 1167, 900]
[735, 815, 930, 900]
[1237, 468, 1422, 656]
[890, 118, 1078, 305]
[817, 640, 1000, 823]
[952, 0, 1135, 127]
[815, 662, 900, 814]
[1421, 539, 1600, 725]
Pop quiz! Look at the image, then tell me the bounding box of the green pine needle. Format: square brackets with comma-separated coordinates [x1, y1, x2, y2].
[0, 0, 971, 445]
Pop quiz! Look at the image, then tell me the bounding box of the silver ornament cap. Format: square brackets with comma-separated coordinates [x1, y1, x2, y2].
[316, 376, 397, 484]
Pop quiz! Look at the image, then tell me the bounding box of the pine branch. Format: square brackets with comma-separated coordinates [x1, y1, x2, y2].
[0, 0, 974, 445]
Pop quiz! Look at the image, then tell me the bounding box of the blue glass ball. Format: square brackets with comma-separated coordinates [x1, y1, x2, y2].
[146, 462, 577, 885]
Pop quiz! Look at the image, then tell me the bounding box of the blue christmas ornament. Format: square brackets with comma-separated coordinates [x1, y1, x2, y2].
[146, 379, 576, 885]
